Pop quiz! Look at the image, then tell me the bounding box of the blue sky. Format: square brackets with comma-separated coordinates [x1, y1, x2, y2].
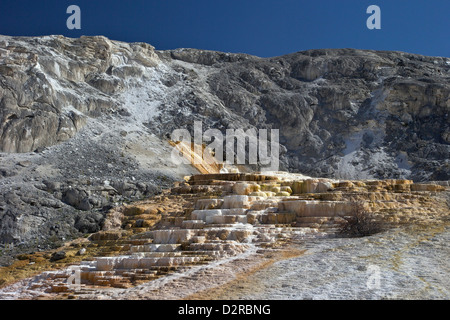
[0, 0, 448, 58]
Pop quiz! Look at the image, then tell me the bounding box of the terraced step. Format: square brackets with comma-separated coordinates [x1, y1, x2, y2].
[19, 171, 447, 297]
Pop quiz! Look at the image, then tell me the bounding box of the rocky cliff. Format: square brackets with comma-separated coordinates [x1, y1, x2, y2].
[0, 35, 449, 257]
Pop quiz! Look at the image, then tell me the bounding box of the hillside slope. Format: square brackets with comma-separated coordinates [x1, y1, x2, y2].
[0, 35, 449, 257]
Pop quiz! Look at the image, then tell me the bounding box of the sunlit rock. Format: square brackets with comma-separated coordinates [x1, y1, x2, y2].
[222, 195, 250, 209]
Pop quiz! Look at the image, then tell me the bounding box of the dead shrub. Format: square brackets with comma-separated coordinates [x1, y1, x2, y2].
[338, 202, 386, 237]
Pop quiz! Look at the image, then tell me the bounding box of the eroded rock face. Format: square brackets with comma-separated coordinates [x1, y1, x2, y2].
[200, 50, 450, 181]
[1, 35, 449, 181]
[0, 35, 160, 153]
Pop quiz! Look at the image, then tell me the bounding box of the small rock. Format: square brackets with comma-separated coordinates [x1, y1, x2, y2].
[33, 147, 46, 153]
[357, 265, 367, 271]
[78, 198, 92, 211]
[50, 251, 66, 262]
[17, 161, 32, 167]
[135, 219, 144, 228]
[77, 248, 86, 256]
[43, 180, 61, 192]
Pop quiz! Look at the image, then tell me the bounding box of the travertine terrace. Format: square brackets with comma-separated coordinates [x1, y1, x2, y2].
[0, 171, 447, 299]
